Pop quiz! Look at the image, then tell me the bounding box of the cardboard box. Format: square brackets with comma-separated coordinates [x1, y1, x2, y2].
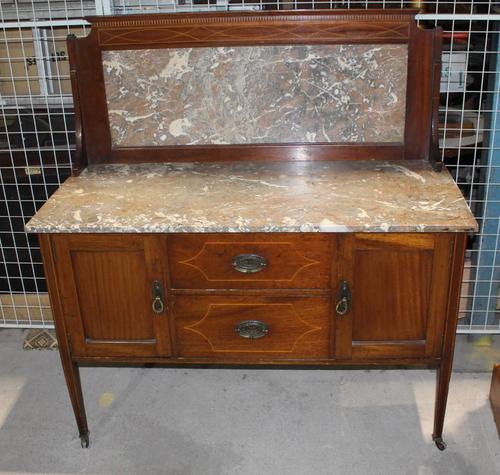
[0, 26, 84, 100]
[0, 292, 52, 322]
[0, 28, 40, 97]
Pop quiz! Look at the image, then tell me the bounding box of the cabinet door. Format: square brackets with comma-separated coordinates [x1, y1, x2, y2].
[335, 234, 453, 360]
[52, 234, 171, 357]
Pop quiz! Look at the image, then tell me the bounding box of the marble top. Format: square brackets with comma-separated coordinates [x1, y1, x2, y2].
[26, 160, 478, 234]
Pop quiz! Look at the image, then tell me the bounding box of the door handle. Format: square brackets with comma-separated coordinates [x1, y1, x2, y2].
[335, 280, 351, 316]
[152, 280, 165, 314]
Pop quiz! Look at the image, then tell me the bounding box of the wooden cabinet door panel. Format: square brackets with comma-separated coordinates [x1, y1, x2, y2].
[173, 295, 331, 361]
[71, 250, 154, 341]
[352, 248, 431, 342]
[52, 234, 171, 357]
[335, 233, 452, 360]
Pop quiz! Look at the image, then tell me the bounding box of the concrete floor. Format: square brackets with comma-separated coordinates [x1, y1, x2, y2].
[0, 329, 499, 475]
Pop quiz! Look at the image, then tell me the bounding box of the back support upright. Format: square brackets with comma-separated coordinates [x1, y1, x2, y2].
[67, 9, 442, 170]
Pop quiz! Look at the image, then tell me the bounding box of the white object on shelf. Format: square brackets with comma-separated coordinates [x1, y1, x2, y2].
[441, 52, 469, 93]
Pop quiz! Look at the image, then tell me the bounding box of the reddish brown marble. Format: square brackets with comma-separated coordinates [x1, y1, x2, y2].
[102, 44, 408, 147]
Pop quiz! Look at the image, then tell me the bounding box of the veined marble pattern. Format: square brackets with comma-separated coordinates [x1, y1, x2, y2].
[26, 161, 478, 234]
[102, 45, 408, 147]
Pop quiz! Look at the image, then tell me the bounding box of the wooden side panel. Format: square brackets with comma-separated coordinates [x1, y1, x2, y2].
[429, 26, 444, 170]
[52, 234, 171, 357]
[173, 295, 330, 360]
[73, 30, 112, 163]
[67, 35, 87, 175]
[425, 235, 454, 357]
[38, 234, 89, 438]
[404, 22, 442, 161]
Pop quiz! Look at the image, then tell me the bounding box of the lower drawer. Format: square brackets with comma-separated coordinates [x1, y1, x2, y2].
[173, 295, 331, 360]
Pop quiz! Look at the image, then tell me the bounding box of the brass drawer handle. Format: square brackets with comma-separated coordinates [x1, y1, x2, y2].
[235, 320, 269, 339]
[232, 254, 267, 273]
[335, 280, 351, 316]
[151, 280, 165, 314]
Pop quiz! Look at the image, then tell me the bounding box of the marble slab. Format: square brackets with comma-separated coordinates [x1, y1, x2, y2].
[103, 44, 407, 147]
[26, 160, 478, 234]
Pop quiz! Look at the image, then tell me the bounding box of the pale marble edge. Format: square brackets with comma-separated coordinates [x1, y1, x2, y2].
[24, 162, 479, 235]
[26, 223, 478, 233]
[25, 212, 479, 234]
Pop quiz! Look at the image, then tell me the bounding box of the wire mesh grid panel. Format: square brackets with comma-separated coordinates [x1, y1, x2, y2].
[0, 1, 499, 332]
[0, 2, 92, 327]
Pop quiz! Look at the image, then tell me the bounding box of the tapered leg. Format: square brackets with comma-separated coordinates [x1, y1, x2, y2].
[59, 357, 90, 448]
[432, 234, 467, 451]
[432, 363, 452, 450]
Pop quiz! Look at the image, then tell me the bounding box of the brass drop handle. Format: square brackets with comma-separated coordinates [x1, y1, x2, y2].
[232, 254, 267, 273]
[235, 320, 269, 339]
[152, 280, 165, 314]
[335, 280, 351, 316]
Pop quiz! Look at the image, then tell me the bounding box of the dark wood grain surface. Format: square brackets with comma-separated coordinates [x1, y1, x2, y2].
[168, 233, 333, 290]
[173, 294, 331, 360]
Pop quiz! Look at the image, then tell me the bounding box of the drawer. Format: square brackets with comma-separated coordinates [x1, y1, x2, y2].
[168, 234, 333, 289]
[173, 295, 331, 360]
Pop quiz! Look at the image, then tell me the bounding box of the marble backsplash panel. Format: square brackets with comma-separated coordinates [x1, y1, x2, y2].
[102, 44, 408, 147]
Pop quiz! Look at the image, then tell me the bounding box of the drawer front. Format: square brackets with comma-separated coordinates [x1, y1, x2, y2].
[173, 295, 331, 360]
[168, 234, 333, 289]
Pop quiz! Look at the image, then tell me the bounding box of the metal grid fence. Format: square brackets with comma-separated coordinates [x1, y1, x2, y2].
[0, 1, 499, 332]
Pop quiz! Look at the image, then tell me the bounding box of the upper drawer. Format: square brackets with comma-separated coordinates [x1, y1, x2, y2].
[167, 234, 333, 289]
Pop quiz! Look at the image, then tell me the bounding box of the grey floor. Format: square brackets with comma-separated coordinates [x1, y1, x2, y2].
[0, 329, 499, 475]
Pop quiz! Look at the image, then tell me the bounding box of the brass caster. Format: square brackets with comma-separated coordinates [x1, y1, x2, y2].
[80, 432, 90, 448]
[433, 436, 446, 451]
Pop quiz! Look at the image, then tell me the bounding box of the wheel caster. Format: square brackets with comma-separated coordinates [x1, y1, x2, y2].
[80, 432, 90, 448]
[433, 436, 446, 451]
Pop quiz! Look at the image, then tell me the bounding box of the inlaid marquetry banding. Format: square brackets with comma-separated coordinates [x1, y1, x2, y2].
[89, 12, 416, 29]
[184, 303, 322, 353]
[179, 242, 320, 282]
